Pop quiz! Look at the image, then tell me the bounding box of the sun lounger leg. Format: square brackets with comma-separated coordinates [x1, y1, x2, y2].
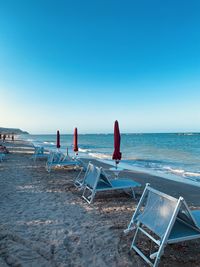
[74, 167, 85, 188]
[130, 222, 140, 249]
[46, 163, 51, 173]
[131, 188, 135, 199]
[82, 186, 96, 204]
[89, 189, 96, 204]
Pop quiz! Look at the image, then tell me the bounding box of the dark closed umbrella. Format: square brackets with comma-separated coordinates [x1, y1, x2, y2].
[56, 130, 60, 149]
[73, 127, 78, 155]
[112, 120, 122, 165]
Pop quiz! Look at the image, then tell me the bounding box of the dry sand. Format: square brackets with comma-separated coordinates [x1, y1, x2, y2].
[0, 140, 200, 267]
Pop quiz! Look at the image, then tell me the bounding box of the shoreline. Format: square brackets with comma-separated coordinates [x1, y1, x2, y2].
[5, 139, 200, 205]
[18, 135, 200, 188]
[96, 158, 200, 188]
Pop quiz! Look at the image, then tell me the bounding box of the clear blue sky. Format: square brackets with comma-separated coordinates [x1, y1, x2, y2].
[1, 0, 200, 133]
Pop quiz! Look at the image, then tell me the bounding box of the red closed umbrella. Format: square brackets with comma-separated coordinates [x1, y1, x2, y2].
[73, 127, 78, 155]
[112, 120, 122, 166]
[56, 130, 60, 149]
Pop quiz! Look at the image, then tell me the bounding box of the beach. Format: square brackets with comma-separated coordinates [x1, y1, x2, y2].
[0, 140, 200, 267]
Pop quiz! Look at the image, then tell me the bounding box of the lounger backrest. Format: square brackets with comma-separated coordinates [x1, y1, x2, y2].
[178, 201, 197, 227]
[100, 169, 112, 187]
[85, 163, 101, 189]
[137, 188, 178, 238]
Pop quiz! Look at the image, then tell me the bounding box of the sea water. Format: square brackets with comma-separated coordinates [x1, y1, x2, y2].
[22, 133, 200, 185]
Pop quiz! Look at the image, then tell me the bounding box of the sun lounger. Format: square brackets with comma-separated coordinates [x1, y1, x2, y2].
[124, 183, 200, 267]
[46, 151, 81, 172]
[31, 146, 49, 161]
[81, 162, 141, 204]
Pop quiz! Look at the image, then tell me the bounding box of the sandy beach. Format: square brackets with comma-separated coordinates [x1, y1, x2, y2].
[0, 140, 200, 267]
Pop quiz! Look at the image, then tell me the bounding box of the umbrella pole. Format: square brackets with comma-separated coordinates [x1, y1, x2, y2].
[115, 161, 118, 170]
[114, 160, 119, 179]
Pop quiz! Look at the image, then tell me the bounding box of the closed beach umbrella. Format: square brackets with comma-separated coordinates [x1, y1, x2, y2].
[73, 127, 78, 155]
[112, 120, 122, 166]
[56, 130, 60, 149]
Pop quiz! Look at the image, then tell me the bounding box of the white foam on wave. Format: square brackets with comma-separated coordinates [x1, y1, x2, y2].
[88, 152, 111, 160]
[77, 147, 111, 160]
[163, 166, 200, 178]
[27, 139, 34, 142]
[79, 148, 92, 153]
[43, 141, 55, 146]
[184, 171, 200, 177]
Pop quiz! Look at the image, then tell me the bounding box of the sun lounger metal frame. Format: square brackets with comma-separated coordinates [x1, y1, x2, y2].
[46, 151, 81, 172]
[81, 162, 141, 204]
[74, 161, 91, 188]
[31, 146, 49, 161]
[124, 183, 200, 267]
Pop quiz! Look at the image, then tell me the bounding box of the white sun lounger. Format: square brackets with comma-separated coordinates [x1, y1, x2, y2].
[81, 162, 141, 204]
[46, 151, 81, 172]
[124, 183, 200, 267]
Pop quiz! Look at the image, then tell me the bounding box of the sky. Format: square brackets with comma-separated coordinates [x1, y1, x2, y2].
[1, 0, 200, 134]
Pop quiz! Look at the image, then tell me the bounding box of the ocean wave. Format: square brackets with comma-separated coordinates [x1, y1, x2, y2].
[163, 166, 200, 178]
[88, 152, 111, 160]
[79, 148, 92, 153]
[27, 139, 34, 142]
[124, 159, 200, 182]
[43, 141, 55, 146]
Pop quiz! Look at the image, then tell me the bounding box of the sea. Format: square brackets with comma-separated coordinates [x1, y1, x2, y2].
[21, 133, 200, 186]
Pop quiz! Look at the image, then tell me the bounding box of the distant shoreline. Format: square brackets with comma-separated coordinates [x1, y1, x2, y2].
[21, 132, 200, 135]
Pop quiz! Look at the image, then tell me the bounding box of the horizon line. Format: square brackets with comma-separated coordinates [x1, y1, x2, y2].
[26, 131, 200, 135]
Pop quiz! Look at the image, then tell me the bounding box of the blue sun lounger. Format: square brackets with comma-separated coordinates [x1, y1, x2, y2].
[0, 153, 5, 162]
[46, 151, 81, 172]
[81, 162, 141, 204]
[124, 183, 200, 267]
